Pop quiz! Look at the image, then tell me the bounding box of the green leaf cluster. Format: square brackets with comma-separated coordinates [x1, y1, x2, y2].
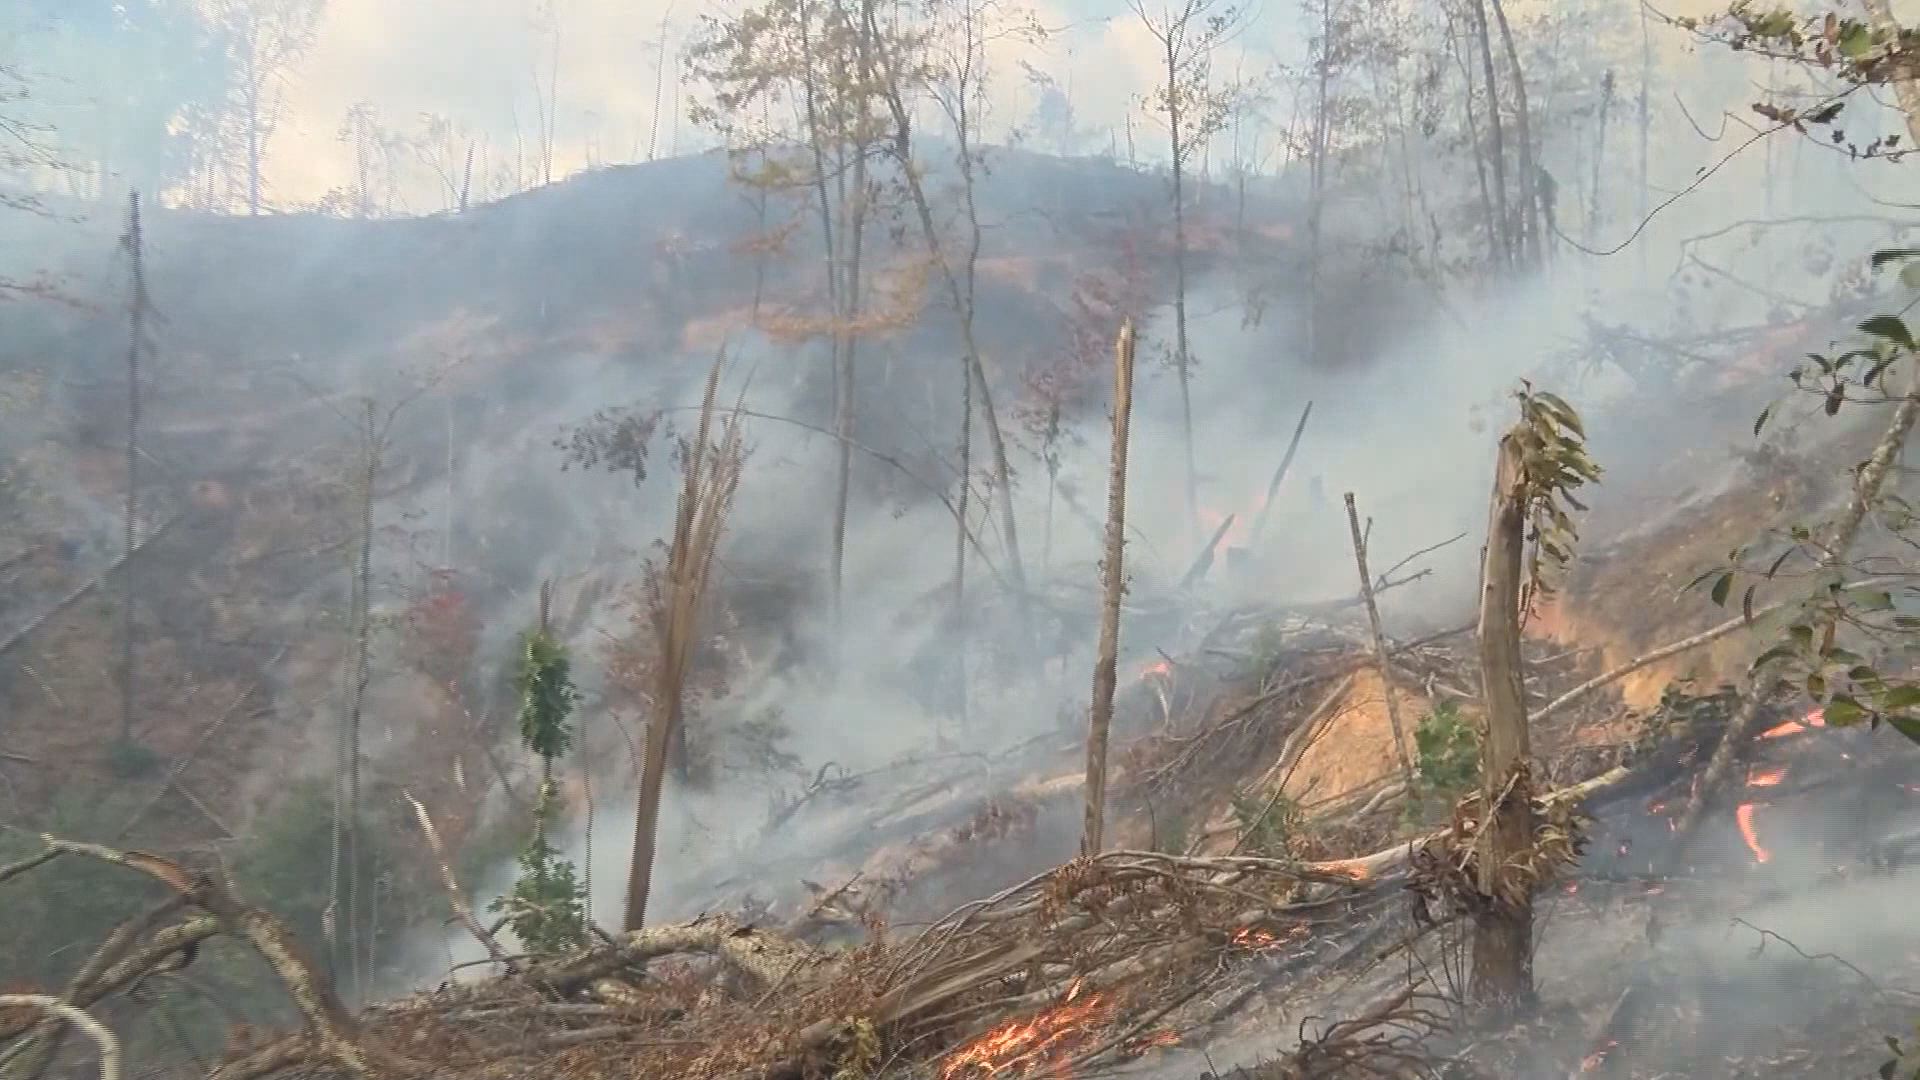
[487, 832, 589, 955]
[516, 631, 580, 762]
[1406, 700, 1480, 824]
[1513, 384, 1603, 598]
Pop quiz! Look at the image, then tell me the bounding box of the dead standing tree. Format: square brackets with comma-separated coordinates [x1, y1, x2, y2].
[1083, 322, 1137, 856]
[1468, 386, 1598, 1008]
[623, 360, 746, 932]
[205, 0, 324, 216]
[1128, 0, 1245, 535]
[687, 0, 893, 648]
[116, 192, 151, 755]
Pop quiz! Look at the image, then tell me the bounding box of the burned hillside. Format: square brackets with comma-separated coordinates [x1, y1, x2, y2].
[7, 0, 1920, 1079]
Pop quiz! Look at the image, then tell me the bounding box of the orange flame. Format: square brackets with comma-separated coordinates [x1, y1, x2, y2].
[1198, 505, 1253, 548]
[1129, 1030, 1181, 1053]
[1137, 659, 1172, 681]
[1736, 803, 1771, 864]
[1759, 707, 1827, 740]
[1746, 766, 1787, 788]
[1230, 924, 1308, 950]
[1309, 860, 1372, 881]
[939, 979, 1117, 1080]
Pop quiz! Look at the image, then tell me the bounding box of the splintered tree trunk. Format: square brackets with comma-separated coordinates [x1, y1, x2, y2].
[1082, 323, 1137, 857]
[624, 676, 681, 932]
[1470, 430, 1533, 1009]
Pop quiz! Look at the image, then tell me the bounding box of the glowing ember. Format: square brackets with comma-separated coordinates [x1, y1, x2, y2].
[1128, 1030, 1181, 1053]
[1581, 1040, 1620, 1072]
[1736, 803, 1771, 864]
[1230, 925, 1307, 950]
[1138, 659, 1172, 681]
[1746, 766, 1787, 788]
[939, 979, 1117, 1080]
[1311, 860, 1371, 881]
[1759, 707, 1827, 740]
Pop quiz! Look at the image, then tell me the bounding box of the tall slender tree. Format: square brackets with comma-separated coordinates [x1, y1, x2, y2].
[206, 0, 325, 215]
[1129, 0, 1245, 533]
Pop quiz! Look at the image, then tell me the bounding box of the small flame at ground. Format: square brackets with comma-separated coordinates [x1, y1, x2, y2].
[939, 979, 1117, 1080]
[1137, 659, 1172, 681]
[1734, 761, 1791, 863]
[1759, 707, 1827, 740]
[1736, 804, 1770, 864]
[1311, 860, 1372, 881]
[1230, 924, 1308, 950]
[1127, 1030, 1181, 1053]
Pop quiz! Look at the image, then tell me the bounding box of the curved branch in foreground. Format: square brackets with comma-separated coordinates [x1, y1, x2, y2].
[24, 836, 423, 1079]
[0, 997, 119, 1080]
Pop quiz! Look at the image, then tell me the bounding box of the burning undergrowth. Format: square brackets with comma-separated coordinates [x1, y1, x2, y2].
[11, 592, 1920, 1080]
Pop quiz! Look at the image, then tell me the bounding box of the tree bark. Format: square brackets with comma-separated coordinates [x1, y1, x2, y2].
[1082, 323, 1137, 856]
[1862, 0, 1920, 144]
[1165, 36, 1199, 532]
[119, 192, 144, 747]
[1488, 0, 1539, 263]
[1469, 0, 1510, 264]
[1469, 429, 1533, 1009]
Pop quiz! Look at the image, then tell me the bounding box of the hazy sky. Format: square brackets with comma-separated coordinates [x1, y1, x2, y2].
[275, 0, 1169, 205]
[274, 0, 1915, 207]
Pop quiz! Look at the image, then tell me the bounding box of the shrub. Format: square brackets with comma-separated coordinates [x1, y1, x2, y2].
[1406, 701, 1481, 825]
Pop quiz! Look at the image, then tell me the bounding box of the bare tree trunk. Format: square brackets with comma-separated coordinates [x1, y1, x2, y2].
[1469, 430, 1533, 1009]
[1450, 21, 1500, 265]
[1164, 39, 1199, 533]
[337, 402, 380, 1005]
[951, 353, 972, 739]
[1306, 2, 1333, 358]
[1587, 71, 1613, 244]
[1469, 0, 1509, 264]
[246, 90, 263, 216]
[119, 192, 145, 748]
[459, 141, 473, 212]
[1344, 494, 1414, 789]
[1489, 0, 1538, 264]
[1082, 323, 1137, 857]
[649, 6, 674, 161]
[1635, 3, 1650, 280]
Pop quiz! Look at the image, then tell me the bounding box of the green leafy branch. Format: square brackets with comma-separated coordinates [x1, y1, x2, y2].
[490, 629, 590, 954]
[1512, 383, 1603, 601]
[1663, 5, 1912, 160]
[1693, 251, 1920, 745]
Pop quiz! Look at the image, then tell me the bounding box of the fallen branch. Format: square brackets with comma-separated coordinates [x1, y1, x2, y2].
[0, 998, 118, 1080]
[23, 836, 420, 1079]
[1302, 765, 1633, 882]
[0, 515, 185, 661]
[1530, 575, 1900, 724]
[404, 793, 511, 968]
